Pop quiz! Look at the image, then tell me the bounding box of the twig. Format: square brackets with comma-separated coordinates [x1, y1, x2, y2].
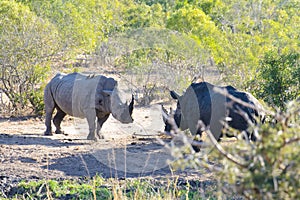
[133, 133, 160, 137]
[199, 120, 249, 168]
[235, 106, 255, 126]
[162, 110, 210, 148]
[0, 189, 7, 199]
[282, 137, 300, 148]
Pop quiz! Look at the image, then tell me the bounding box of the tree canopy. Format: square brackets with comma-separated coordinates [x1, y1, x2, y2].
[1, 0, 299, 113]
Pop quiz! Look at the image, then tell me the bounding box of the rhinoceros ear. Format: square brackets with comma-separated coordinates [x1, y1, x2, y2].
[170, 91, 180, 100]
[226, 85, 236, 91]
[103, 78, 117, 91]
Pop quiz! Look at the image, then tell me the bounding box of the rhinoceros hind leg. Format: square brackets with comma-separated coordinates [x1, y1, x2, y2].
[53, 108, 66, 135]
[44, 84, 56, 136]
[96, 134, 104, 140]
[44, 110, 54, 136]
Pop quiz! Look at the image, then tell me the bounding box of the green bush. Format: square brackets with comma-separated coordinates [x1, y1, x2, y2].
[217, 100, 300, 199]
[170, 99, 300, 199]
[0, 1, 60, 115]
[22, 0, 135, 53]
[250, 51, 300, 109]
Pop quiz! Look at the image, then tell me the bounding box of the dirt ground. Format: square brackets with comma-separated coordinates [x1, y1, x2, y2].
[0, 105, 212, 188]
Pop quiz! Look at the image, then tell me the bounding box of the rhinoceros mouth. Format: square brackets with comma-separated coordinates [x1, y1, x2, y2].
[112, 111, 134, 123]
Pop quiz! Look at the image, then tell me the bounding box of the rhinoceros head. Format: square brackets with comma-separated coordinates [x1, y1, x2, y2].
[94, 76, 134, 123]
[162, 91, 185, 134]
[163, 86, 202, 135]
[103, 84, 134, 124]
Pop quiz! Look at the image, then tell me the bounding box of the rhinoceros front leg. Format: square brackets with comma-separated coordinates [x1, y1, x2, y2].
[96, 114, 110, 139]
[86, 110, 97, 140]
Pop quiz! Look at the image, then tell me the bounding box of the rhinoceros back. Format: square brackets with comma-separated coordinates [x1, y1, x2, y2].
[48, 73, 107, 118]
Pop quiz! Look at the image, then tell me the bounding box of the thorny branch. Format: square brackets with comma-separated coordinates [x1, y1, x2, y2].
[198, 120, 249, 168]
[160, 107, 211, 148]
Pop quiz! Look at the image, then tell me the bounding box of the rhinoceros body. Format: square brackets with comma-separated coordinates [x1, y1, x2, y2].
[163, 82, 264, 141]
[44, 72, 134, 140]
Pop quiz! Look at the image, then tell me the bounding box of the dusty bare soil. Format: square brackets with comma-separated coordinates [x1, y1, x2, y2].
[0, 105, 213, 193]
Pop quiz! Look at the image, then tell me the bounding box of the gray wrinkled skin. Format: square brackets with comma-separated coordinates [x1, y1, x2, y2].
[44, 72, 134, 140]
[163, 82, 265, 141]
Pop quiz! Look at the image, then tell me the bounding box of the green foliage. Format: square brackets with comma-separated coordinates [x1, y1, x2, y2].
[123, 2, 165, 28]
[20, 0, 130, 53]
[17, 177, 112, 199]
[218, 100, 300, 199]
[12, 176, 216, 199]
[22, 0, 98, 52]
[1, 1, 299, 198]
[167, 4, 223, 55]
[27, 65, 51, 115]
[171, 99, 300, 199]
[8, 0, 298, 106]
[206, 0, 300, 88]
[250, 51, 300, 109]
[0, 0, 59, 115]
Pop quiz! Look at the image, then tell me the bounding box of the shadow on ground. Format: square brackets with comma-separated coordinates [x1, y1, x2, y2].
[0, 133, 86, 147]
[42, 139, 175, 178]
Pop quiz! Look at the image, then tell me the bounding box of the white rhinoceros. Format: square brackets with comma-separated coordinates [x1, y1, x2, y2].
[162, 82, 265, 141]
[44, 72, 134, 140]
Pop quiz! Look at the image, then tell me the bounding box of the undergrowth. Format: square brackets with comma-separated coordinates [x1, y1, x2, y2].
[3, 175, 218, 200]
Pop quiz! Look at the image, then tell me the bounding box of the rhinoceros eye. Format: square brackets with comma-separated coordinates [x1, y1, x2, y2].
[99, 99, 103, 105]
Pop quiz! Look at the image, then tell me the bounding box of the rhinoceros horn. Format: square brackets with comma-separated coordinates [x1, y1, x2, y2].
[161, 105, 169, 123]
[129, 94, 134, 116]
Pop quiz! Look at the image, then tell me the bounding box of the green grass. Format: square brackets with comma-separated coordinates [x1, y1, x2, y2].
[3, 175, 218, 200]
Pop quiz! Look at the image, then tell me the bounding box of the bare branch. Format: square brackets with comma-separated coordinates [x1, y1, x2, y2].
[198, 120, 249, 168]
[234, 105, 255, 127]
[161, 111, 211, 148]
[282, 137, 300, 148]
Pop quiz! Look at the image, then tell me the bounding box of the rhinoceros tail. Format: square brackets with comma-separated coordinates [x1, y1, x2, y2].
[43, 82, 56, 112]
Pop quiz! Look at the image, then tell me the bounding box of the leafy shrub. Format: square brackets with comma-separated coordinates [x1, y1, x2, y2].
[0, 1, 60, 115]
[250, 51, 300, 109]
[23, 0, 132, 53]
[170, 99, 300, 199]
[217, 100, 300, 199]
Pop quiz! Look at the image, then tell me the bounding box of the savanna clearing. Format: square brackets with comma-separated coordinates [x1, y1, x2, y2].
[0, 104, 218, 198]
